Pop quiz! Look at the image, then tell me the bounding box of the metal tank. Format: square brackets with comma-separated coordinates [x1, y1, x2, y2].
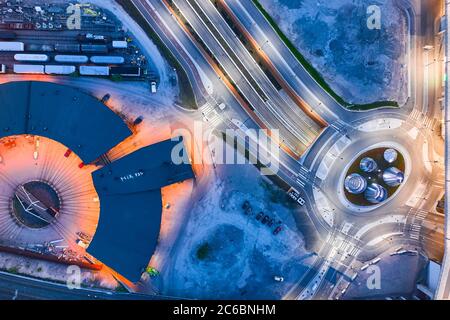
[344, 173, 367, 194]
[382, 167, 404, 187]
[364, 183, 388, 204]
[383, 149, 398, 164]
[360, 157, 378, 173]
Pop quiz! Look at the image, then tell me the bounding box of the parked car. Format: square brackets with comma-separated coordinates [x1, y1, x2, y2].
[273, 226, 283, 235]
[256, 212, 264, 221]
[101, 93, 111, 103]
[262, 215, 270, 224]
[64, 149, 72, 158]
[133, 116, 144, 126]
[274, 276, 284, 282]
[76, 239, 88, 248]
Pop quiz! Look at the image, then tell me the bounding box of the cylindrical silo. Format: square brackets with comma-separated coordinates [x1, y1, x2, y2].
[364, 183, 388, 204]
[384, 149, 398, 164]
[360, 157, 378, 173]
[382, 167, 404, 187]
[344, 173, 368, 194]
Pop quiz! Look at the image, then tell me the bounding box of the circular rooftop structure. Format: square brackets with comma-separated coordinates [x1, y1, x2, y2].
[11, 181, 60, 229]
[0, 81, 196, 282]
[342, 147, 406, 207]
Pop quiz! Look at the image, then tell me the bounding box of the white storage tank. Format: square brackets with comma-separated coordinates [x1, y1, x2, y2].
[79, 66, 110, 76]
[55, 55, 89, 63]
[45, 65, 76, 75]
[112, 40, 128, 49]
[0, 41, 24, 51]
[90, 56, 125, 64]
[14, 54, 49, 62]
[13, 64, 45, 74]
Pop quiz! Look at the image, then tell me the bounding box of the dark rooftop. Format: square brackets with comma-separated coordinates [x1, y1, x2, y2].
[88, 138, 195, 281]
[0, 81, 132, 163]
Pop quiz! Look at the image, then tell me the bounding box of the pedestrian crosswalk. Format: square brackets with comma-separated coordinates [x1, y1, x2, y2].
[294, 165, 311, 188]
[408, 109, 437, 130]
[200, 101, 223, 128]
[409, 109, 422, 121]
[330, 120, 347, 134]
[330, 236, 361, 260]
[409, 209, 428, 240]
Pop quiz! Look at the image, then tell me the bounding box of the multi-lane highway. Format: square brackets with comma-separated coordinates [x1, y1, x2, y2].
[171, 0, 326, 157]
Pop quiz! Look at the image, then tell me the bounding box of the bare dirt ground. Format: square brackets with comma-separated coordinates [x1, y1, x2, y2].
[159, 147, 316, 299]
[260, 0, 408, 105]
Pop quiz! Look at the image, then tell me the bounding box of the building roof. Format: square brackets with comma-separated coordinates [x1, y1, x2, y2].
[88, 138, 194, 281]
[0, 81, 195, 282]
[0, 81, 132, 163]
[87, 190, 163, 281]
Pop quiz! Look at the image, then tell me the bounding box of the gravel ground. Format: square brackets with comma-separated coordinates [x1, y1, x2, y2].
[260, 0, 408, 105]
[161, 147, 316, 299]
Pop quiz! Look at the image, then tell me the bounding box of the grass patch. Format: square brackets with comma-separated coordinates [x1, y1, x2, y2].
[115, 283, 129, 293]
[250, 0, 398, 111]
[116, 0, 198, 109]
[7, 267, 19, 274]
[196, 243, 211, 260]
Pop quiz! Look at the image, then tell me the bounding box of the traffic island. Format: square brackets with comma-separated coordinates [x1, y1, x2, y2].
[343, 147, 405, 207]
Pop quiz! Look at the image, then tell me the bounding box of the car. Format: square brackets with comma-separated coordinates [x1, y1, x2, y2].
[64, 149, 72, 158]
[151, 81, 157, 93]
[274, 276, 284, 282]
[312, 282, 319, 291]
[133, 116, 144, 126]
[273, 226, 283, 235]
[76, 232, 91, 242]
[76, 239, 88, 248]
[255, 212, 264, 221]
[261, 215, 270, 224]
[78, 162, 85, 169]
[267, 218, 274, 227]
[242, 200, 250, 210]
[101, 93, 111, 103]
